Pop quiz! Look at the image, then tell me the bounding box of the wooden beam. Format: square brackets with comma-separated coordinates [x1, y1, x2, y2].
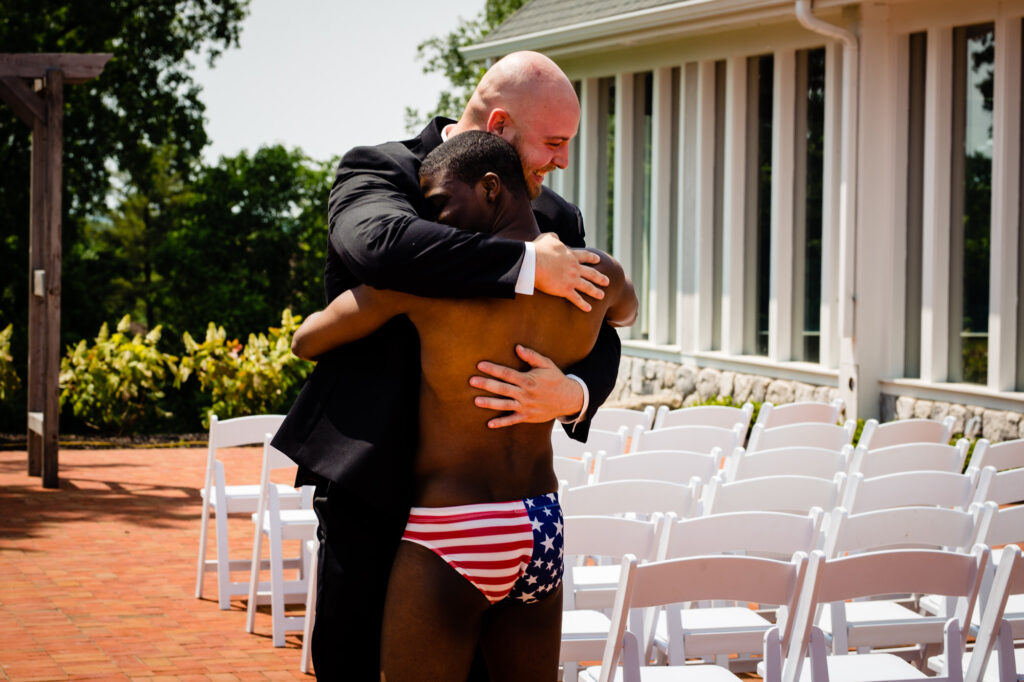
[0, 76, 44, 126]
[41, 68, 63, 489]
[0, 53, 111, 84]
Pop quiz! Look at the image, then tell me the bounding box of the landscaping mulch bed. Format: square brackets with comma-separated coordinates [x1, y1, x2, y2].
[0, 432, 207, 450]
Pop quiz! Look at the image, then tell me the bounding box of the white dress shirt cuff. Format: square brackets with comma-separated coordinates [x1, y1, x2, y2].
[557, 374, 590, 432]
[514, 242, 536, 295]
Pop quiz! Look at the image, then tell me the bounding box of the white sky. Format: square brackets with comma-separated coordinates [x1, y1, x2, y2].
[191, 0, 486, 165]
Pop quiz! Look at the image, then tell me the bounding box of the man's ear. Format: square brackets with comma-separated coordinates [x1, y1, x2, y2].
[480, 172, 502, 203]
[486, 109, 510, 136]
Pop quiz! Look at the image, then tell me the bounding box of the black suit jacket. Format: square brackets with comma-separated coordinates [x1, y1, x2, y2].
[272, 118, 621, 511]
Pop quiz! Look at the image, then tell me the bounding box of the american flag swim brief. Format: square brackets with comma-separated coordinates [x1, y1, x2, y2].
[402, 492, 564, 605]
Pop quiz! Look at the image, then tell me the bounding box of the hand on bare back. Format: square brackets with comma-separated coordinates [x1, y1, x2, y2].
[470, 345, 584, 428]
[533, 233, 608, 312]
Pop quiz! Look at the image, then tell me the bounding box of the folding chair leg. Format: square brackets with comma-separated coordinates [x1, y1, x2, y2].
[195, 499, 211, 599]
[301, 539, 318, 674]
[245, 516, 265, 634]
[214, 507, 233, 610]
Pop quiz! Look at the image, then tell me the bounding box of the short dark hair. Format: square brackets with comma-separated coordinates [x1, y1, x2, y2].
[420, 130, 529, 200]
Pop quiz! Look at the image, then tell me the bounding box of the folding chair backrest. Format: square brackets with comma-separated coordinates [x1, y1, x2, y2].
[559, 479, 700, 518]
[552, 425, 628, 459]
[563, 515, 666, 562]
[590, 406, 656, 433]
[971, 437, 1024, 472]
[634, 423, 742, 456]
[842, 470, 977, 513]
[966, 545, 1024, 682]
[600, 552, 807, 682]
[849, 439, 969, 478]
[553, 453, 593, 488]
[974, 465, 1024, 506]
[653, 402, 754, 431]
[747, 420, 855, 453]
[755, 398, 843, 428]
[784, 546, 988, 682]
[726, 445, 850, 481]
[593, 449, 718, 485]
[703, 472, 845, 516]
[822, 505, 991, 558]
[858, 416, 956, 451]
[660, 508, 823, 561]
[981, 503, 1024, 547]
[204, 414, 287, 488]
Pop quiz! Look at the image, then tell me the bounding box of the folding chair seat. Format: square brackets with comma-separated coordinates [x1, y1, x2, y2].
[594, 449, 719, 486]
[579, 552, 808, 682]
[702, 473, 845, 516]
[555, 452, 594, 488]
[653, 402, 754, 432]
[755, 399, 844, 429]
[841, 469, 987, 514]
[816, 504, 993, 657]
[747, 421, 856, 453]
[195, 413, 295, 609]
[652, 509, 824, 670]
[560, 515, 669, 680]
[724, 446, 850, 482]
[553, 425, 630, 459]
[633, 424, 745, 458]
[857, 416, 956, 451]
[244, 437, 317, 647]
[592, 406, 657, 433]
[847, 440, 970, 479]
[778, 546, 988, 682]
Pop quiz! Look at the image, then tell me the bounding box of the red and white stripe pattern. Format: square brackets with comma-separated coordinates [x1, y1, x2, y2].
[403, 500, 535, 604]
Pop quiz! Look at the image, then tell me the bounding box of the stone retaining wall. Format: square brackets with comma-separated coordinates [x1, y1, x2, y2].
[607, 355, 1024, 443]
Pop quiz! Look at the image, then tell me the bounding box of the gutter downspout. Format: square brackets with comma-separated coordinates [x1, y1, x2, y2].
[795, 0, 860, 410]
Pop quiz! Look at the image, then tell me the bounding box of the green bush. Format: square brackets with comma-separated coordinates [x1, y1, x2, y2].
[59, 315, 178, 432]
[0, 324, 21, 403]
[179, 309, 312, 427]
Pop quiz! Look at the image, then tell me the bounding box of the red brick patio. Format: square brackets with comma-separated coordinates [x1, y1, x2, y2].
[0, 445, 313, 681]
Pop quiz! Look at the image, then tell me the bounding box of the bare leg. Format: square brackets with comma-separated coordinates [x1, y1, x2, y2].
[480, 585, 563, 682]
[380, 541, 490, 682]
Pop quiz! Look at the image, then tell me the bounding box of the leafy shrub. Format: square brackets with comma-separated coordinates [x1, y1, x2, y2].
[0, 324, 21, 403]
[59, 315, 178, 432]
[179, 309, 312, 427]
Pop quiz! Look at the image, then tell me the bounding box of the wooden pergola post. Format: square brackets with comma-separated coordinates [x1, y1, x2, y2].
[0, 53, 110, 488]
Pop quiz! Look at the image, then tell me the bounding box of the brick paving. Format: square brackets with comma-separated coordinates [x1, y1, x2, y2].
[0, 446, 314, 681]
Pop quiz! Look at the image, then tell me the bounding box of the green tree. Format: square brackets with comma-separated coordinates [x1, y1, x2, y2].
[0, 0, 249, 424]
[404, 0, 527, 131]
[156, 145, 334, 340]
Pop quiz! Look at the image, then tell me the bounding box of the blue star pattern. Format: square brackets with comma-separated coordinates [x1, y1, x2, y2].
[506, 493, 564, 604]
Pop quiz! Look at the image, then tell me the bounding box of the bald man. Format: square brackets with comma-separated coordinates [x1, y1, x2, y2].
[272, 52, 623, 680]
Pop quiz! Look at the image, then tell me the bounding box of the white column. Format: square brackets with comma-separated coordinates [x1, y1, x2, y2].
[577, 77, 601, 248]
[920, 27, 953, 383]
[769, 48, 796, 362]
[988, 16, 1021, 391]
[819, 42, 842, 369]
[678, 63, 699, 351]
[649, 66, 674, 345]
[694, 60, 718, 352]
[613, 72, 636, 337]
[721, 56, 747, 356]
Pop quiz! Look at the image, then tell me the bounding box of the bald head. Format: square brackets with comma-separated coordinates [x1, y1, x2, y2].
[449, 51, 580, 198]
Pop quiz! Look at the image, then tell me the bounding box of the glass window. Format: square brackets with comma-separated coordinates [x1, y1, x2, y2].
[950, 23, 993, 384]
[712, 60, 726, 351]
[904, 32, 927, 379]
[632, 72, 654, 340]
[595, 77, 615, 255]
[668, 66, 682, 346]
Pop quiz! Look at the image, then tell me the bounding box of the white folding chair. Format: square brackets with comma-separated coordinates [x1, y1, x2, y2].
[553, 425, 630, 459]
[725, 446, 851, 482]
[847, 439, 970, 479]
[633, 424, 744, 457]
[841, 469, 987, 514]
[560, 515, 669, 680]
[747, 421, 856, 453]
[594, 449, 719, 486]
[971, 466, 1024, 506]
[244, 437, 318, 647]
[579, 552, 808, 682]
[702, 473, 845, 516]
[559, 479, 701, 519]
[971, 438, 1024, 473]
[781, 546, 988, 682]
[592, 406, 657, 433]
[755, 399, 844, 429]
[653, 509, 824, 670]
[653, 402, 754, 432]
[817, 504, 993, 657]
[195, 413, 293, 609]
[300, 538, 317, 674]
[858, 416, 956, 451]
[554, 452, 594, 488]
